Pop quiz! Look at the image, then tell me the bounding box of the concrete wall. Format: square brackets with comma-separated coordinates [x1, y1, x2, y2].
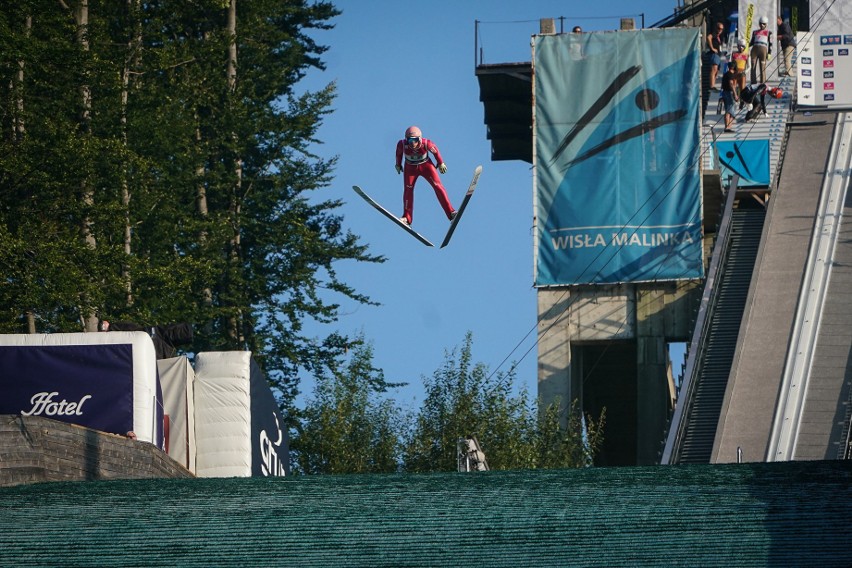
[537, 281, 701, 465]
[0, 414, 193, 487]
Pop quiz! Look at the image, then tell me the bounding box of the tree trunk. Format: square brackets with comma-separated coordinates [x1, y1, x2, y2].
[63, 0, 99, 331]
[226, 0, 243, 345]
[13, 15, 31, 140]
[120, 0, 142, 307]
[16, 15, 33, 330]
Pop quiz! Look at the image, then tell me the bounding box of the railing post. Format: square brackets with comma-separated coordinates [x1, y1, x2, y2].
[474, 20, 479, 67]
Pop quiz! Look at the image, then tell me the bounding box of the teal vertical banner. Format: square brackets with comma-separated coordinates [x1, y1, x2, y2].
[535, 29, 703, 285]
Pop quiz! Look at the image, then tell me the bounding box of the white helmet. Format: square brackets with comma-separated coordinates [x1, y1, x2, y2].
[759, 16, 768, 24]
[737, 38, 746, 48]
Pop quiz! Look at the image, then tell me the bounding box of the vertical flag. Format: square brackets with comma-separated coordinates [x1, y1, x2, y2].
[739, 1, 777, 51]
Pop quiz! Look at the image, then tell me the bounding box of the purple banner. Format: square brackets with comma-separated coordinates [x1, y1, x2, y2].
[0, 344, 134, 435]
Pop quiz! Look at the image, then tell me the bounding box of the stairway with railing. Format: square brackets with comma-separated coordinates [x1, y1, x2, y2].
[661, 177, 766, 464]
[677, 205, 765, 463]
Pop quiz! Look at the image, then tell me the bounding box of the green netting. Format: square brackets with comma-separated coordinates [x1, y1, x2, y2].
[1, 461, 851, 567]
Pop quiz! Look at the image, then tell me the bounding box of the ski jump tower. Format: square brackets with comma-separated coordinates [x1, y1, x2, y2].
[476, 16, 716, 466]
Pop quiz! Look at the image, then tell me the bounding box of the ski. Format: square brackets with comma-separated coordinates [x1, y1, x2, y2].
[352, 185, 435, 247]
[440, 165, 482, 248]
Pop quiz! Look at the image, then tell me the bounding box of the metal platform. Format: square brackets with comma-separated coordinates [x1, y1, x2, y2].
[702, 55, 797, 190]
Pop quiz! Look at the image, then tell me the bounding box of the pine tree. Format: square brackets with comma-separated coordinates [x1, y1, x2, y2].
[0, 1, 383, 411]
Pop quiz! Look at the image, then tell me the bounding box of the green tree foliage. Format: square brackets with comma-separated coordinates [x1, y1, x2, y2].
[292, 333, 602, 475]
[535, 397, 605, 469]
[403, 333, 604, 472]
[291, 336, 407, 474]
[0, 1, 382, 410]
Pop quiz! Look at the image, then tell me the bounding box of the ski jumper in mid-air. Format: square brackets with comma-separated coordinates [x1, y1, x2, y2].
[395, 125, 456, 226]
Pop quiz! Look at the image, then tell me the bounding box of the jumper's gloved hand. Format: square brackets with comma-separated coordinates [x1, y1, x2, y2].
[438, 163, 447, 174]
[395, 164, 402, 174]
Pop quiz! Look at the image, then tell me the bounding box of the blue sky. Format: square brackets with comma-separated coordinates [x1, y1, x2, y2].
[297, 0, 682, 408]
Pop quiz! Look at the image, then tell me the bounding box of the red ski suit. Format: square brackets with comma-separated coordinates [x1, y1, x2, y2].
[395, 137, 455, 224]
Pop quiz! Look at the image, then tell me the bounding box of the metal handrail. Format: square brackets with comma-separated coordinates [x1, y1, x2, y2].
[475, 14, 649, 68]
[660, 174, 740, 464]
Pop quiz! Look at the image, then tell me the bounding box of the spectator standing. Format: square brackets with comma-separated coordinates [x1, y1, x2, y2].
[706, 22, 725, 90]
[777, 16, 796, 76]
[749, 16, 772, 84]
[731, 39, 749, 93]
[570, 25, 584, 60]
[721, 66, 739, 133]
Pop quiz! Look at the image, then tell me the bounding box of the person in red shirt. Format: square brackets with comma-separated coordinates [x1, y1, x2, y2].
[395, 126, 456, 226]
[731, 39, 749, 93]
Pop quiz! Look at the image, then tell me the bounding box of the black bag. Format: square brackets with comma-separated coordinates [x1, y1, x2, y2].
[106, 321, 193, 359]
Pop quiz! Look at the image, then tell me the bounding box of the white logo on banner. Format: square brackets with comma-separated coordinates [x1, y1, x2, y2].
[259, 411, 286, 476]
[21, 391, 92, 417]
[551, 229, 697, 251]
